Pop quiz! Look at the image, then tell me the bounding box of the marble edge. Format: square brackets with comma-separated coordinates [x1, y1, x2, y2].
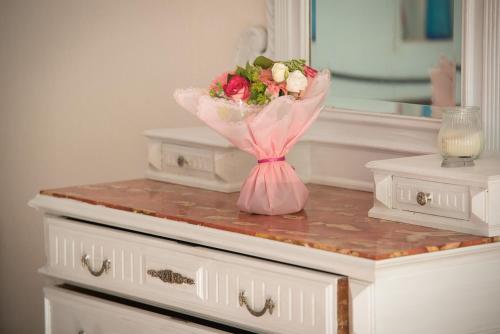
[35, 190, 500, 261]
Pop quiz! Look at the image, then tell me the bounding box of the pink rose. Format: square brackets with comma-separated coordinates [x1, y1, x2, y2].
[223, 75, 250, 101]
[304, 65, 318, 78]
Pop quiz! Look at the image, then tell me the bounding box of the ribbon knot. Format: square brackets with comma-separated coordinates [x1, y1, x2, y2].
[257, 156, 286, 164]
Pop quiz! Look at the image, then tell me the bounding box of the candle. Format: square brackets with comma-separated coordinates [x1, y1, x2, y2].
[438, 129, 483, 158]
[437, 107, 484, 167]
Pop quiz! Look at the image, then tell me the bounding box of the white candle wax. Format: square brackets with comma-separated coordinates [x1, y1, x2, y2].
[438, 129, 483, 157]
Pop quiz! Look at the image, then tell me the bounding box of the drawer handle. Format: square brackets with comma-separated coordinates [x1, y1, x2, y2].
[81, 254, 111, 277]
[239, 291, 275, 317]
[416, 192, 432, 206]
[147, 269, 195, 285]
[78, 331, 86, 334]
[177, 155, 188, 167]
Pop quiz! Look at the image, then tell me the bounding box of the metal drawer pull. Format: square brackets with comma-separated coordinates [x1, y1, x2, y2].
[239, 291, 275, 317]
[81, 254, 111, 277]
[416, 192, 432, 206]
[147, 269, 195, 285]
[177, 155, 188, 167]
[78, 330, 86, 334]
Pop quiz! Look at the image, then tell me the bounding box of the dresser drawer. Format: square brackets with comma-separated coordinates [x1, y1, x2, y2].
[147, 140, 254, 192]
[43, 216, 349, 334]
[44, 286, 226, 334]
[161, 143, 215, 177]
[393, 177, 470, 220]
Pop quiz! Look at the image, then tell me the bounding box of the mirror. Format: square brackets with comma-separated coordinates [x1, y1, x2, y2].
[310, 0, 462, 118]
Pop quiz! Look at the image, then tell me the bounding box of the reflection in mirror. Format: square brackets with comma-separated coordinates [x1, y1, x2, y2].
[310, 0, 462, 118]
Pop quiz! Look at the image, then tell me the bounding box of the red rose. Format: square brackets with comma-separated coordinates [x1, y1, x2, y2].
[223, 75, 250, 101]
[304, 65, 318, 78]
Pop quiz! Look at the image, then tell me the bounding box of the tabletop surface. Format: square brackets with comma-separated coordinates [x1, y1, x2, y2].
[367, 154, 500, 183]
[41, 179, 500, 260]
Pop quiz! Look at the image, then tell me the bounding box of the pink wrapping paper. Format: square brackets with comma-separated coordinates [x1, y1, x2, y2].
[174, 70, 330, 215]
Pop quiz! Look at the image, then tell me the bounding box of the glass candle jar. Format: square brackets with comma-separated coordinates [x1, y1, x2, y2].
[437, 106, 484, 167]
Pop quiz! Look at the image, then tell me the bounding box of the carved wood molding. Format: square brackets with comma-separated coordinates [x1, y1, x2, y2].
[463, 0, 500, 152]
[482, 0, 500, 151]
[265, 0, 309, 61]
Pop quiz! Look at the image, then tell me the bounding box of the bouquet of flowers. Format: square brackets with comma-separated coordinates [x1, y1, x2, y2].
[174, 56, 330, 215]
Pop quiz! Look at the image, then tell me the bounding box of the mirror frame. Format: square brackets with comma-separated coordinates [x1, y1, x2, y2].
[265, 0, 500, 154]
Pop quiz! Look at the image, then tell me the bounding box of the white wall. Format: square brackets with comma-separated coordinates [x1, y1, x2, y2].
[0, 1, 266, 332]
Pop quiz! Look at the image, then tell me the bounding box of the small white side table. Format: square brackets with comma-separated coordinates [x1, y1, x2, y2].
[367, 153, 500, 236]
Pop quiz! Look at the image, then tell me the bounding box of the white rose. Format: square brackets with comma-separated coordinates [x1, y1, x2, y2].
[271, 62, 289, 83]
[286, 70, 308, 93]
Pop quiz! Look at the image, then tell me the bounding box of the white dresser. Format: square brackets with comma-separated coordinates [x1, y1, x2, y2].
[31, 180, 500, 334]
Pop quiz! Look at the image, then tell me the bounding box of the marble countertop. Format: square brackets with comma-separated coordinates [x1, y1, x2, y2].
[40, 179, 499, 260]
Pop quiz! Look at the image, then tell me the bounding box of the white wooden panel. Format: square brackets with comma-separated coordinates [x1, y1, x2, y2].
[349, 279, 375, 334]
[44, 286, 226, 334]
[393, 177, 470, 220]
[49, 222, 203, 300]
[373, 172, 392, 208]
[43, 216, 346, 334]
[488, 181, 500, 229]
[374, 243, 500, 334]
[203, 258, 338, 334]
[162, 143, 215, 175]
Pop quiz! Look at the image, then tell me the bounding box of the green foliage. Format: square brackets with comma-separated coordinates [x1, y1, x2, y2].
[248, 81, 269, 105]
[253, 56, 274, 69]
[245, 62, 261, 82]
[209, 82, 224, 98]
[234, 66, 247, 78]
[235, 62, 262, 83]
[283, 59, 306, 73]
